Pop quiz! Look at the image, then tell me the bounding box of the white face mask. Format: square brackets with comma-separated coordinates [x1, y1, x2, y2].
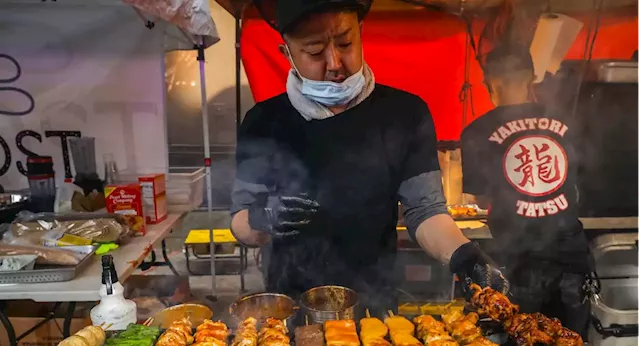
[286, 45, 365, 106]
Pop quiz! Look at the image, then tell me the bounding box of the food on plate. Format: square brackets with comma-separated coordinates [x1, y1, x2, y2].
[232, 317, 259, 346]
[259, 317, 290, 346]
[295, 324, 324, 346]
[324, 319, 360, 346]
[384, 313, 422, 346]
[195, 319, 229, 344]
[360, 313, 391, 346]
[440, 311, 495, 346]
[156, 318, 195, 346]
[58, 335, 90, 346]
[469, 284, 584, 346]
[447, 205, 478, 218]
[413, 315, 457, 346]
[104, 323, 160, 346]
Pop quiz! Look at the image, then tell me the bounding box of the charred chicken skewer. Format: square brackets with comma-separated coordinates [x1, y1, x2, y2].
[468, 284, 583, 346]
[360, 309, 392, 346]
[324, 319, 360, 346]
[440, 310, 496, 346]
[259, 317, 290, 346]
[413, 315, 458, 346]
[295, 315, 325, 346]
[232, 317, 259, 346]
[157, 318, 195, 346]
[384, 311, 423, 346]
[194, 319, 230, 346]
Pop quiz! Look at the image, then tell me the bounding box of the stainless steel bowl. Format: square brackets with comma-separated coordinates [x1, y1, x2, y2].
[300, 286, 358, 324]
[229, 293, 297, 325]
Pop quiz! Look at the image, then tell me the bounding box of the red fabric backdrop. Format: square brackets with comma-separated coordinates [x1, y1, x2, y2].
[240, 10, 638, 140]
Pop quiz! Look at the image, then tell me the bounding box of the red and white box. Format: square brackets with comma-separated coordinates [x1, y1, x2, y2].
[105, 183, 147, 236]
[139, 174, 167, 224]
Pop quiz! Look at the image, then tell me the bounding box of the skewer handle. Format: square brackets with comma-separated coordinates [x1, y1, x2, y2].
[335, 312, 340, 320]
[387, 310, 394, 317]
[305, 315, 309, 326]
[104, 323, 113, 330]
[365, 309, 371, 318]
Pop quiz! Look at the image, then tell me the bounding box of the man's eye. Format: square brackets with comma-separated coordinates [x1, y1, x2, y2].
[339, 42, 352, 48]
[307, 51, 323, 56]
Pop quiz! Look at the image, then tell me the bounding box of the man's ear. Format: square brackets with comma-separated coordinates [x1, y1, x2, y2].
[278, 43, 289, 58]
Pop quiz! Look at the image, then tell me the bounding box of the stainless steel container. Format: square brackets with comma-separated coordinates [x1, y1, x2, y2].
[583, 60, 639, 83]
[229, 293, 297, 326]
[300, 286, 358, 324]
[589, 233, 638, 346]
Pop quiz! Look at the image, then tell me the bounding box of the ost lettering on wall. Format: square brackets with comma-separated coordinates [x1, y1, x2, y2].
[0, 53, 81, 181]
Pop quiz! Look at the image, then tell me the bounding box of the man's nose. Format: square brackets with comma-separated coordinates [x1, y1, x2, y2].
[325, 44, 342, 72]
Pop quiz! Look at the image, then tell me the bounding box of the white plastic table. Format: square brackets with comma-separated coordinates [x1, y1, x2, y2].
[0, 212, 185, 346]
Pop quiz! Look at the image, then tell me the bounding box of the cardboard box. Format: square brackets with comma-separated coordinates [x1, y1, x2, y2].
[139, 174, 167, 225]
[0, 316, 90, 346]
[0, 302, 92, 346]
[105, 183, 146, 235]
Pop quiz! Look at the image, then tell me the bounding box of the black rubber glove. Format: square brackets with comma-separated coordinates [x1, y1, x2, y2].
[450, 242, 509, 299]
[248, 194, 319, 238]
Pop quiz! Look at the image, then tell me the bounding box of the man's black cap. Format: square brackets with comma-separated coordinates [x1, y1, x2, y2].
[254, 0, 372, 34]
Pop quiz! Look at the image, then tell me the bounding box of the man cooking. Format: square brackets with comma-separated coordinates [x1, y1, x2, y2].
[231, 0, 507, 314]
[460, 44, 592, 335]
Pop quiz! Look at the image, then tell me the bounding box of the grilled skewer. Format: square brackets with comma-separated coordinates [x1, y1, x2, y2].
[259, 318, 290, 346]
[385, 311, 422, 346]
[360, 309, 392, 346]
[232, 317, 259, 346]
[295, 315, 324, 346]
[194, 319, 230, 345]
[323, 319, 360, 346]
[413, 315, 458, 346]
[157, 318, 195, 346]
[440, 310, 496, 346]
[468, 284, 583, 346]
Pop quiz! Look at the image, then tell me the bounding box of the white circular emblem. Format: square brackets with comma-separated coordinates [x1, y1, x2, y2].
[503, 135, 568, 196]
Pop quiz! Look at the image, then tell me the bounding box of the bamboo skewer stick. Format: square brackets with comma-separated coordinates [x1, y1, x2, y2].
[305, 315, 309, 326]
[104, 323, 113, 330]
[387, 310, 395, 317]
[365, 309, 371, 318]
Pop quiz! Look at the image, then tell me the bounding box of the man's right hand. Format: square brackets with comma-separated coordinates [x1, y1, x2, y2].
[449, 242, 509, 299]
[248, 195, 320, 238]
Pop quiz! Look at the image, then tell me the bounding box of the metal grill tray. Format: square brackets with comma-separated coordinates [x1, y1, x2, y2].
[0, 245, 96, 284]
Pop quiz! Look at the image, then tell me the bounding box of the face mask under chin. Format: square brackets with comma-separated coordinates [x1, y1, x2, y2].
[286, 45, 365, 107]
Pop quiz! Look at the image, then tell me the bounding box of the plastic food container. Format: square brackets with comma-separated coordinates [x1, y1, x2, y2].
[589, 233, 638, 346]
[166, 167, 205, 212]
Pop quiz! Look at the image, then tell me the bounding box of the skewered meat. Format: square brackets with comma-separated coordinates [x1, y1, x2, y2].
[469, 284, 518, 321]
[58, 335, 90, 346]
[232, 317, 259, 346]
[324, 319, 360, 346]
[259, 318, 290, 346]
[157, 318, 195, 346]
[413, 315, 457, 346]
[295, 324, 325, 346]
[440, 311, 496, 346]
[196, 320, 229, 344]
[193, 341, 228, 346]
[360, 316, 391, 346]
[469, 285, 583, 346]
[384, 315, 422, 346]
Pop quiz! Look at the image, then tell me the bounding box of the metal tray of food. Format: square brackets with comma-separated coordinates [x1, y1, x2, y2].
[0, 245, 96, 284]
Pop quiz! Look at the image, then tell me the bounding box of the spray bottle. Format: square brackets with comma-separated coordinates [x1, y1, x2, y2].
[90, 255, 137, 330]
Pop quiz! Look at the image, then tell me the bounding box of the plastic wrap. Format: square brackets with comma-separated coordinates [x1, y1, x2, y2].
[0, 243, 85, 265]
[10, 211, 132, 244]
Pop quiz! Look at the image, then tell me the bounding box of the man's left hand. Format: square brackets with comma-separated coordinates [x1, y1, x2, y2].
[449, 242, 509, 299]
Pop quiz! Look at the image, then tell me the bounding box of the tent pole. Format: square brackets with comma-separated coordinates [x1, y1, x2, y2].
[235, 13, 242, 130]
[197, 39, 217, 300]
